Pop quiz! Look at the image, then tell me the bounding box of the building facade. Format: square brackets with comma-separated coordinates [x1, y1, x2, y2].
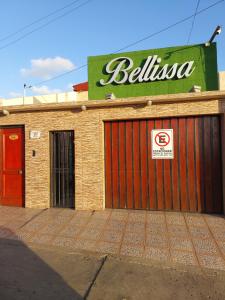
[0, 43, 225, 214]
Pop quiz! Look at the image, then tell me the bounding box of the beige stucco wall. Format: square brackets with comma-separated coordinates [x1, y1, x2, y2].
[219, 71, 225, 91]
[0, 94, 225, 210]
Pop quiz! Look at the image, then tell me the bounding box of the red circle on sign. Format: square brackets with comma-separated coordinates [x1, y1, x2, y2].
[155, 132, 170, 147]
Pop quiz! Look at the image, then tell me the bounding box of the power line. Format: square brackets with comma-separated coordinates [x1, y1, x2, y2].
[0, 0, 82, 43]
[0, 0, 93, 51]
[32, 0, 224, 87]
[187, 0, 201, 44]
[114, 0, 223, 53]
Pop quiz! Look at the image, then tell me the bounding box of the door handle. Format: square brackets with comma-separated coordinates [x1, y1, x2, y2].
[18, 170, 23, 175]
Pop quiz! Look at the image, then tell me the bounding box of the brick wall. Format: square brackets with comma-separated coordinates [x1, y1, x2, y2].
[0, 95, 224, 211]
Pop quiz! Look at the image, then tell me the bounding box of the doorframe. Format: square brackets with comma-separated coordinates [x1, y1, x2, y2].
[0, 125, 25, 207]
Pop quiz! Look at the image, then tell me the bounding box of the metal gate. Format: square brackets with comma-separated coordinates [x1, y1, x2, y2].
[50, 131, 75, 208]
[104, 116, 223, 213]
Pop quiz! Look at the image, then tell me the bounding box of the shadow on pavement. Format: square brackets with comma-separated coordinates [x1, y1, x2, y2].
[0, 227, 83, 300]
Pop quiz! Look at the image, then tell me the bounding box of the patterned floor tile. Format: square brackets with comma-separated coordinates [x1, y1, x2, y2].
[169, 237, 193, 251]
[39, 223, 64, 235]
[110, 212, 129, 221]
[97, 241, 120, 254]
[188, 226, 211, 239]
[146, 234, 168, 248]
[185, 215, 206, 227]
[101, 230, 123, 243]
[0, 227, 13, 238]
[167, 225, 188, 237]
[193, 238, 219, 255]
[10, 230, 34, 242]
[30, 233, 55, 245]
[144, 247, 170, 262]
[205, 216, 225, 228]
[146, 213, 165, 224]
[105, 220, 126, 232]
[128, 212, 146, 223]
[198, 254, 225, 270]
[146, 223, 167, 234]
[126, 222, 145, 233]
[86, 218, 107, 229]
[69, 216, 90, 227]
[91, 210, 111, 220]
[75, 211, 94, 218]
[20, 221, 45, 232]
[4, 221, 26, 230]
[217, 240, 225, 255]
[59, 225, 82, 238]
[171, 250, 198, 266]
[73, 239, 97, 251]
[123, 232, 145, 245]
[120, 244, 144, 258]
[79, 228, 102, 240]
[52, 236, 77, 248]
[209, 227, 225, 241]
[166, 214, 185, 225]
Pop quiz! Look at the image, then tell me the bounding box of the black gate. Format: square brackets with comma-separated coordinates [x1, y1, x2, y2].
[50, 131, 75, 208]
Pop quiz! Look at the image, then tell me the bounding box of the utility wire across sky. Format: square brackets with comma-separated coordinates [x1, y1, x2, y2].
[0, 0, 83, 43]
[31, 0, 224, 88]
[0, 0, 93, 51]
[187, 0, 201, 44]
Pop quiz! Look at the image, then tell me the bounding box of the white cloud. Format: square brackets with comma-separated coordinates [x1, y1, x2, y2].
[20, 57, 75, 80]
[9, 91, 23, 97]
[32, 85, 61, 95]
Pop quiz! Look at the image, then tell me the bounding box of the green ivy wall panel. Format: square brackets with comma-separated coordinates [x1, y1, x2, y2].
[88, 43, 218, 100]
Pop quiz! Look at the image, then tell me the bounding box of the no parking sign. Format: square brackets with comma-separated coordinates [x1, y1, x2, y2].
[151, 129, 174, 159]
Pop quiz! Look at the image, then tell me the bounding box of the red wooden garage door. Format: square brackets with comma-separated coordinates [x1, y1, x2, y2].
[104, 116, 223, 213]
[0, 127, 25, 207]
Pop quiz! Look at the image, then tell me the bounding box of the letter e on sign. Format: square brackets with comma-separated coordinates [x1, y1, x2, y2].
[151, 129, 173, 159]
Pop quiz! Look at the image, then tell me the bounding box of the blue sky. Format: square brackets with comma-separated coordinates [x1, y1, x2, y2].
[0, 0, 224, 98]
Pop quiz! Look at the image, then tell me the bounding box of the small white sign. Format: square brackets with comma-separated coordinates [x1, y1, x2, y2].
[30, 130, 41, 139]
[151, 129, 174, 159]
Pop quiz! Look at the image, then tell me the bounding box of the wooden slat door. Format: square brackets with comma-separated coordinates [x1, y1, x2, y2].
[104, 116, 223, 213]
[0, 127, 25, 207]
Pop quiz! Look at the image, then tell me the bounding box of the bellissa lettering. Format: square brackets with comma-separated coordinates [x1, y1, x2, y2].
[99, 55, 195, 86]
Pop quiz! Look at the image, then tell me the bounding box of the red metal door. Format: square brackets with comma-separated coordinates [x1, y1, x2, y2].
[0, 127, 24, 207]
[104, 116, 223, 213]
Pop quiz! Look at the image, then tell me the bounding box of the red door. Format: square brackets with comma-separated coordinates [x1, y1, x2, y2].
[0, 127, 24, 207]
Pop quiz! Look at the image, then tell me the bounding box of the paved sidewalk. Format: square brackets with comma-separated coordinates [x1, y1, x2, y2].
[0, 206, 225, 270]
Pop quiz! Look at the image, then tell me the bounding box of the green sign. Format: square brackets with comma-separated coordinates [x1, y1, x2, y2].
[88, 43, 218, 100]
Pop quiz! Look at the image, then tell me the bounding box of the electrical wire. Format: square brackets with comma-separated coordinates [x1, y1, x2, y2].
[0, 0, 93, 51]
[187, 0, 201, 44]
[31, 0, 224, 87]
[0, 0, 82, 43]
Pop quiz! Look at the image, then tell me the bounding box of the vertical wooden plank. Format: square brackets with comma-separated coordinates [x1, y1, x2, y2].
[126, 121, 134, 209]
[118, 121, 126, 209]
[104, 122, 113, 208]
[133, 120, 141, 209]
[155, 119, 164, 210]
[211, 116, 223, 213]
[195, 117, 205, 212]
[112, 122, 119, 208]
[162, 119, 172, 210]
[171, 118, 180, 211]
[203, 116, 213, 213]
[0, 129, 2, 204]
[179, 118, 188, 211]
[140, 120, 148, 209]
[187, 117, 196, 212]
[147, 120, 156, 210]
